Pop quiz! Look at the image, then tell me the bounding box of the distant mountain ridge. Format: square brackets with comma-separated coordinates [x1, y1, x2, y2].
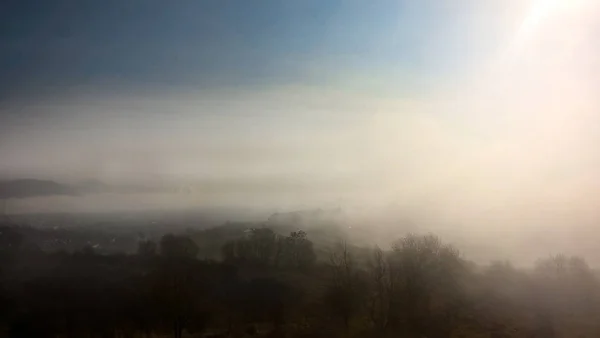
[0, 179, 75, 199]
[0, 178, 178, 198]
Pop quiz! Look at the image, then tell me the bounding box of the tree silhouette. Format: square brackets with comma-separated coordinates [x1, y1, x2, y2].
[3, 218, 600, 337]
[137, 239, 158, 257]
[388, 234, 465, 336]
[160, 234, 199, 259]
[325, 241, 366, 332]
[281, 230, 317, 269]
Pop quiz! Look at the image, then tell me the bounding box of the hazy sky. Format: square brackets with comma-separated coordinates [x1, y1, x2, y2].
[1, 0, 600, 223]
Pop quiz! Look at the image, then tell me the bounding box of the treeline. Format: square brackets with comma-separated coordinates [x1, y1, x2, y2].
[1, 223, 600, 337]
[221, 229, 316, 269]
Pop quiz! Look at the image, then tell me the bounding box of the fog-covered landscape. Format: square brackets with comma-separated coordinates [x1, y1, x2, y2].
[2, 0, 600, 336]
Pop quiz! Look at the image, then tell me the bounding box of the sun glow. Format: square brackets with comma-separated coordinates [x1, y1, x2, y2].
[515, 0, 567, 47]
[528, 0, 563, 23]
[505, 0, 593, 62]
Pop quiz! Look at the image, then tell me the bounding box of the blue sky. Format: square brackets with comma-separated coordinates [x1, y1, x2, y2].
[0, 0, 520, 100]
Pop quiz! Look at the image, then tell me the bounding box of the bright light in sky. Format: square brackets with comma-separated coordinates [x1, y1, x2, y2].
[514, 0, 593, 49]
[527, 0, 592, 26]
[510, 0, 594, 59]
[529, 0, 564, 22]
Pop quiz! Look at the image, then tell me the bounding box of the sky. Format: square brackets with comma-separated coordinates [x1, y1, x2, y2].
[0, 0, 517, 97]
[1, 0, 600, 238]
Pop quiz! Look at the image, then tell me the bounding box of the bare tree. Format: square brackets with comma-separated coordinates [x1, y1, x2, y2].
[325, 241, 365, 332]
[389, 233, 465, 336]
[366, 246, 394, 334]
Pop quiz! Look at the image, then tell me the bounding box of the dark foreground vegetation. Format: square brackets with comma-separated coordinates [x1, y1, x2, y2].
[0, 218, 599, 338]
